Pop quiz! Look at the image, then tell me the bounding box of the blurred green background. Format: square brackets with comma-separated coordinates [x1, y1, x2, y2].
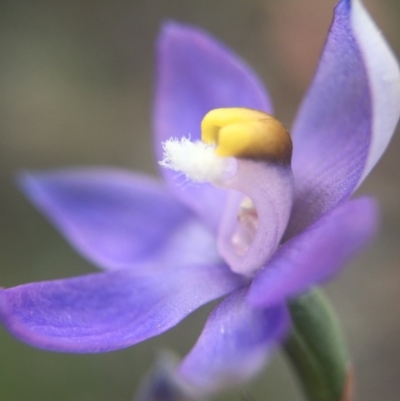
[1, 0, 400, 400]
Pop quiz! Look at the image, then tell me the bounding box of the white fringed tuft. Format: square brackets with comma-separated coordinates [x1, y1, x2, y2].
[159, 137, 236, 183]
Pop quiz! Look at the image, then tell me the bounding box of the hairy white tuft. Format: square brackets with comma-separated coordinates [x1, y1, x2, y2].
[159, 137, 236, 183]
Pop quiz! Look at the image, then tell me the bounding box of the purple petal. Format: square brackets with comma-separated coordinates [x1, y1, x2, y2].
[154, 22, 272, 232]
[248, 197, 379, 308]
[177, 289, 289, 394]
[287, 0, 400, 236]
[351, 0, 400, 182]
[20, 168, 219, 270]
[0, 263, 244, 353]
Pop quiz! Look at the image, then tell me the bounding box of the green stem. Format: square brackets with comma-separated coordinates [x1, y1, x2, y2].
[284, 289, 349, 401]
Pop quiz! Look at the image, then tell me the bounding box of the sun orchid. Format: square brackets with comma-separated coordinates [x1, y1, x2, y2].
[1, 0, 399, 395]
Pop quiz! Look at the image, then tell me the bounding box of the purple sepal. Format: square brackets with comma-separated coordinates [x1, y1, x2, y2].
[0, 263, 244, 353]
[287, 0, 372, 235]
[19, 168, 219, 270]
[154, 21, 272, 232]
[248, 197, 379, 307]
[177, 288, 289, 394]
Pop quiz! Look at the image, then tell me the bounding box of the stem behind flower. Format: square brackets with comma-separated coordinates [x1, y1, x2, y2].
[284, 289, 350, 401]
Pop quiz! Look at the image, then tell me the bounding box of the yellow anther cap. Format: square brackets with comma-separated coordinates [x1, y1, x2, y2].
[201, 108, 292, 163]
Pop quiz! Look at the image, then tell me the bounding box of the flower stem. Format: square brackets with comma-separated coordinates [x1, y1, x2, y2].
[284, 289, 350, 401]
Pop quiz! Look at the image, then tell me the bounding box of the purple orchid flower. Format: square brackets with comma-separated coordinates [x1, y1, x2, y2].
[1, 0, 399, 395]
